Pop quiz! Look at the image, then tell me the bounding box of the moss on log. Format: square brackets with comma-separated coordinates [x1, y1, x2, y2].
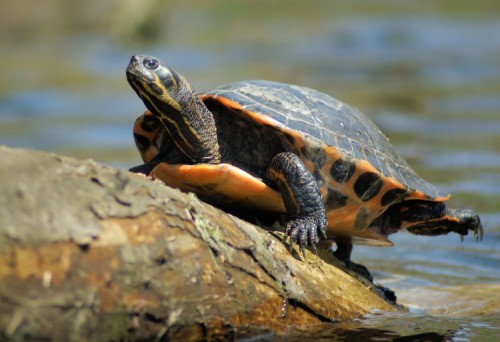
[0, 145, 396, 341]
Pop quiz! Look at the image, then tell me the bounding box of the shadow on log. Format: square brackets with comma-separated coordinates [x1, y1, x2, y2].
[0, 146, 397, 341]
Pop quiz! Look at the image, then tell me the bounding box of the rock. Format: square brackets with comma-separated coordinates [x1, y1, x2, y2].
[0, 145, 396, 341]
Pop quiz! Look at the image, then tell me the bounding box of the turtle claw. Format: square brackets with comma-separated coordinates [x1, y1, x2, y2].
[283, 213, 327, 254]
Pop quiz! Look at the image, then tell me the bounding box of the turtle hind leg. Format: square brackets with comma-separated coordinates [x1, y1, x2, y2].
[266, 152, 327, 252]
[333, 241, 398, 303]
[398, 201, 483, 242]
[333, 240, 374, 282]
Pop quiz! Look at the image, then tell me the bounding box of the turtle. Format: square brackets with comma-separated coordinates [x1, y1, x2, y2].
[126, 55, 483, 272]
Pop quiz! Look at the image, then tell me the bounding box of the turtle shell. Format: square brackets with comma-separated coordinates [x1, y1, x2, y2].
[139, 80, 449, 246]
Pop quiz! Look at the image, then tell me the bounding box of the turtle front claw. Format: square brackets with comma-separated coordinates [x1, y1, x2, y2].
[284, 212, 327, 253]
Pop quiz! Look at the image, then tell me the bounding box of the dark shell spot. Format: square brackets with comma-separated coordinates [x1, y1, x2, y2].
[134, 133, 151, 150]
[301, 146, 326, 169]
[325, 188, 348, 210]
[380, 188, 407, 207]
[330, 158, 356, 183]
[354, 172, 383, 201]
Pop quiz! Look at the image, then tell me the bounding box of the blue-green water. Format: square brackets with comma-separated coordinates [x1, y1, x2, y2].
[1, 1, 499, 340]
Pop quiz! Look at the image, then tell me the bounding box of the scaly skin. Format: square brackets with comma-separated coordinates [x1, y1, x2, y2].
[266, 152, 328, 251]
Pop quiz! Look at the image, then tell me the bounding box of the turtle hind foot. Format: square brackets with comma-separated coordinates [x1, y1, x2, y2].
[331, 248, 398, 303]
[340, 258, 374, 282]
[455, 208, 483, 242]
[378, 284, 397, 304]
[333, 241, 374, 281]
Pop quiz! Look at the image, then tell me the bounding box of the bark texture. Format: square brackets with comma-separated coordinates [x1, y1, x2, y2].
[0, 146, 396, 341]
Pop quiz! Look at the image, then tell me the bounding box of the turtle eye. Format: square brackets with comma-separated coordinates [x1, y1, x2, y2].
[143, 58, 159, 71]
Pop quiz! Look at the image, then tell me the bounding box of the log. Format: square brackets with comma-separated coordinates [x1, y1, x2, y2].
[0, 145, 396, 341]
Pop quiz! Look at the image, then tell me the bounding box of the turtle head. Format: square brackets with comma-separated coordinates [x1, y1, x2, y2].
[126, 55, 190, 115]
[377, 200, 483, 242]
[126, 55, 221, 164]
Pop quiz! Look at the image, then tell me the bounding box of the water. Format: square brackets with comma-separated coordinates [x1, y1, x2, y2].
[1, 1, 499, 340]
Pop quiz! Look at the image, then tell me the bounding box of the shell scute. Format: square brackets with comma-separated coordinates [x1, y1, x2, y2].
[209, 80, 445, 200]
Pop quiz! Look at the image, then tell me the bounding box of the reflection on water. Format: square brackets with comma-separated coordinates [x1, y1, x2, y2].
[1, 0, 499, 339]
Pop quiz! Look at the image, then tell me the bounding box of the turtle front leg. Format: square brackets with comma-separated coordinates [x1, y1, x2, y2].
[266, 152, 327, 252]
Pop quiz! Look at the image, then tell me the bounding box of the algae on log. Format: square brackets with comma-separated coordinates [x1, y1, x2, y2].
[0, 145, 396, 341]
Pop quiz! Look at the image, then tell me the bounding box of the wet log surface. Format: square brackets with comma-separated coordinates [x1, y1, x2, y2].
[0, 145, 397, 341]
